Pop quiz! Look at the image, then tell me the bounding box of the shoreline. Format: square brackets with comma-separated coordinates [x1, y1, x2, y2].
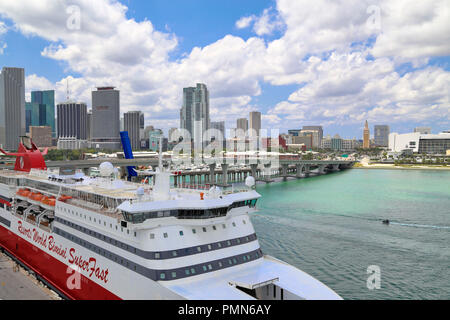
[353, 165, 450, 171]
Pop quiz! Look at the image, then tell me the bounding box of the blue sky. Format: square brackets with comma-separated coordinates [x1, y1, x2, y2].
[0, 0, 448, 139]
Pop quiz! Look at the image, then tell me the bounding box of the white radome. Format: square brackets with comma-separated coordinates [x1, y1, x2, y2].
[245, 176, 255, 188]
[99, 161, 114, 177]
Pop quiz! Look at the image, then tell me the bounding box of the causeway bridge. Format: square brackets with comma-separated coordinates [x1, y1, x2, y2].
[0, 157, 355, 186]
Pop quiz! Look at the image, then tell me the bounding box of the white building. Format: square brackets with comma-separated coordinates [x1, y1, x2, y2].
[389, 132, 421, 152]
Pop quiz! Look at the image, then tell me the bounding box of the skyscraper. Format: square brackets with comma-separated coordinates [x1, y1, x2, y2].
[56, 102, 87, 140]
[91, 87, 121, 149]
[124, 111, 143, 150]
[31, 90, 55, 137]
[363, 120, 370, 149]
[374, 125, 389, 147]
[236, 118, 248, 134]
[249, 111, 261, 143]
[180, 83, 210, 148]
[302, 125, 323, 148]
[0, 67, 25, 150]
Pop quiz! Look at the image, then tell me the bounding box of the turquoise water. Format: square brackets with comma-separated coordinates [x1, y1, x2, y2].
[251, 169, 450, 300]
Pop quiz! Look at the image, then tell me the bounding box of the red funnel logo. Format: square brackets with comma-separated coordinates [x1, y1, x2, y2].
[0, 136, 47, 172]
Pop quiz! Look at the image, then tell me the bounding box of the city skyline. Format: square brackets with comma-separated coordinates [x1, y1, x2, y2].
[0, 0, 448, 139]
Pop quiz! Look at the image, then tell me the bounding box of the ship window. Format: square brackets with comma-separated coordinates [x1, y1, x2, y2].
[172, 251, 177, 257]
[163, 232, 168, 238]
[127, 229, 129, 234]
[185, 269, 190, 275]
[236, 239, 240, 244]
[218, 262, 222, 268]
[190, 268, 196, 274]
[179, 230, 184, 236]
[207, 264, 212, 270]
[227, 240, 231, 246]
[202, 266, 207, 272]
[217, 243, 222, 248]
[150, 233, 155, 239]
[192, 228, 196, 234]
[242, 220, 246, 224]
[232, 222, 236, 227]
[134, 232, 137, 237]
[171, 272, 177, 279]
[243, 256, 247, 261]
[197, 246, 201, 252]
[155, 253, 160, 259]
[222, 224, 226, 229]
[232, 258, 237, 264]
[160, 273, 166, 280]
[228, 259, 232, 265]
[207, 244, 212, 250]
[202, 227, 207, 232]
[212, 225, 216, 231]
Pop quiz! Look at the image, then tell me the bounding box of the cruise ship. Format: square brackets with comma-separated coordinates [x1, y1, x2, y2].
[0, 137, 341, 300]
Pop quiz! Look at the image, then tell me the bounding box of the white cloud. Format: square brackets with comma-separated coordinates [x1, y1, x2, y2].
[1, 0, 449, 134]
[235, 16, 254, 29]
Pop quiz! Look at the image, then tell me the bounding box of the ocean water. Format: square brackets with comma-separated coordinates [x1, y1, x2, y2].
[250, 169, 450, 300]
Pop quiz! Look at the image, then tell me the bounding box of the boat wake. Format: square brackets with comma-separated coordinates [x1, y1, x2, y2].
[388, 222, 450, 230]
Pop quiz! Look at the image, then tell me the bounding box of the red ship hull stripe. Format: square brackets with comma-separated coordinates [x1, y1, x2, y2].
[0, 224, 121, 300]
[0, 198, 11, 207]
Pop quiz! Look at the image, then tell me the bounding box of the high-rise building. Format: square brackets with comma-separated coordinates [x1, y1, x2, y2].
[249, 111, 261, 142]
[414, 127, 431, 134]
[0, 67, 25, 150]
[87, 111, 92, 140]
[363, 120, 370, 149]
[210, 121, 225, 140]
[29, 126, 52, 148]
[180, 83, 210, 148]
[236, 118, 248, 134]
[302, 125, 323, 148]
[124, 111, 143, 150]
[56, 102, 87, 140]
[29, 90, 55, 137]
[300, 129, 320, 148]
[91, 87, 121, 149]
[374, 125, 389, 147]
[168, 127, 179, 142]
